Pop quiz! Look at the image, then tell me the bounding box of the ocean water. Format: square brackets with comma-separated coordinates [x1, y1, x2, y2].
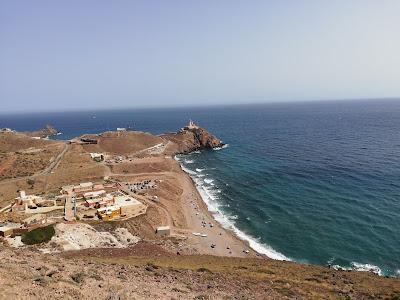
[1, 100, 400, 276]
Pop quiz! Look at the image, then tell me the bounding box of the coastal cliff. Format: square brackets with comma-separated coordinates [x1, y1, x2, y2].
[161, 122, 224, 154]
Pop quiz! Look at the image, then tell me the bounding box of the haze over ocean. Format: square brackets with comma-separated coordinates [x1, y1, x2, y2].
[1, 99, 399, 275]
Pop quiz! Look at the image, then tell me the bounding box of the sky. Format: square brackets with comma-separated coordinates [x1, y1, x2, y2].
[1, 1, 400, 113]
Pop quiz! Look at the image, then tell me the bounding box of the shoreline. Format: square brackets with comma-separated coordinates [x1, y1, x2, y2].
[174, 152, 289, 260]
[171, 156, 258, 258]
[174, 152, 390, 277]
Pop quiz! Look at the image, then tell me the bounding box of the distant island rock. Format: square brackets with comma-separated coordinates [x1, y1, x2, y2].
[23, 125, 59, 138]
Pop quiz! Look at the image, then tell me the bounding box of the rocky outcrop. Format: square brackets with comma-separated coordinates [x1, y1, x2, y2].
[186, 127, 224, 149]
[161, 126, 224, 154]
[24, 125, 58, 138]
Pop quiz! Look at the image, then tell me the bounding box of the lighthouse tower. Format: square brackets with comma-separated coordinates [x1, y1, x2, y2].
[186, 119, 199, 129]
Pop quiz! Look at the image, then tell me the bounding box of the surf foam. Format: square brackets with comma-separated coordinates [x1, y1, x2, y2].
[176, 155, 289, 261]
[213, 144, 229, 151]
[331, 262, 383, 276]
[351, 262, 382, 276]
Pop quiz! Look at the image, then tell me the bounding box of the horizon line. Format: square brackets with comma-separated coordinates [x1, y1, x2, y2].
[1, 97, 400, 115]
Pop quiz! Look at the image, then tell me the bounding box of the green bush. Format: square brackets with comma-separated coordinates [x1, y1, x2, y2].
[21, 224, 55, 245]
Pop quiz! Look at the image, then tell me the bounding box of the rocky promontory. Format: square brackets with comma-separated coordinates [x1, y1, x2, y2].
[23, 125, 59, 138]
[161, 121, 224, 154]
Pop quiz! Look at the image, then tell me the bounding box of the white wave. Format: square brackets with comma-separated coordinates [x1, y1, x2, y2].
[204, 178, 214, 184]
[195, 168, 205, 172]
[351, 262, 382, 276]
[213, 144, 229, 151]
[197, 174, 206, 178]
[330, 262, 383, 276]
[331, 265, 352, 271]
[180, 165, 197, 175]
[179, 159, 289, 261]
[396, 269, 400, 277]
[194, 150, 201, 154]
[185, 159, 194, 164]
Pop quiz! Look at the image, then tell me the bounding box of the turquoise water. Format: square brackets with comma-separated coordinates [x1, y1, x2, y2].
[2, 100, 399, 275]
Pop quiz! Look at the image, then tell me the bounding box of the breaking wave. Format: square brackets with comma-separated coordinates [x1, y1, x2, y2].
[213, 144, 229, 151]
[204, 178, 214, 184]
[331, 262, 383, 276]
[351, 262, 382, 276]
[176, 155, 289, 261]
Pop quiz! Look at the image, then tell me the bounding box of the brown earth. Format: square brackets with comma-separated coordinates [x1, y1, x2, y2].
[79, 131, 164, 155]
[0, 244, 399, 300]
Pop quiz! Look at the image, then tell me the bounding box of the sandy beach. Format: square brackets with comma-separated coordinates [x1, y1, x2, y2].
[173, 164, 257, 257]
[109, 154, 257, 258]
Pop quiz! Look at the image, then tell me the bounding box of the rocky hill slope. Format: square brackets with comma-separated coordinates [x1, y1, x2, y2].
[0, 243, 399, 299]
[161, 126, 224, 154]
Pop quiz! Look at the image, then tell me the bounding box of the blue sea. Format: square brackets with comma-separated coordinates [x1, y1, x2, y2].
[1, 100, 400, 276]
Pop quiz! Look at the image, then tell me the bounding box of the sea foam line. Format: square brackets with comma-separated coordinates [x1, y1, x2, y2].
[331, 262, 383, 276]
[175, 155, 289, 261]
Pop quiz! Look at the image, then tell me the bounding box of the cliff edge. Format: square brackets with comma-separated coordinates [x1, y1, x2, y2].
[161, 120, 224, 154]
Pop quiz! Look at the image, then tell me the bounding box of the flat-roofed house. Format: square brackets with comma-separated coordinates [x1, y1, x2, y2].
[113, 195, 147, 216]
[156, 226, 170, 237]
[0, 223, 22, 237]
[83, 190, 106, 200]
[85, 194, 114, 208]
[23, 214, 47, 227]
[97, 205, 121, 221]
[12, 191, 44, 212]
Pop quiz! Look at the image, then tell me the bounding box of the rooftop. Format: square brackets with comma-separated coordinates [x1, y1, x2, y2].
[113, 195, 141, 207]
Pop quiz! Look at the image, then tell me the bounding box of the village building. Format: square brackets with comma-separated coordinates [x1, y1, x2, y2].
[83, 190, 106, 200]
[97, 205, 121, 221]
[12, 191, 44, 212]
[84, 194, 114, 208]
[90, 152, 104, 162]
[0, 223, 22, 237]
[22, 214, 47, 227]
[96, 194, 146, 220]
[61, 182, 105, 197]
[156, 226, 171, 237]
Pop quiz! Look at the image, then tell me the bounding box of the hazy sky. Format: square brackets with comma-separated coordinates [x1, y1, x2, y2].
[1, 1, 399, 112]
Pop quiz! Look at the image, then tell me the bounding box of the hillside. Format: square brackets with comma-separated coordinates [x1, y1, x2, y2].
[0, 243, 399, 299]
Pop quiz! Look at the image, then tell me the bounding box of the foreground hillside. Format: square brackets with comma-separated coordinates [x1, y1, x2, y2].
[0, 243, 399, 300]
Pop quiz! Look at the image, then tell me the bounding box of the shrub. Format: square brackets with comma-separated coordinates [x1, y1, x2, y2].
[21, 225, 55, 245]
